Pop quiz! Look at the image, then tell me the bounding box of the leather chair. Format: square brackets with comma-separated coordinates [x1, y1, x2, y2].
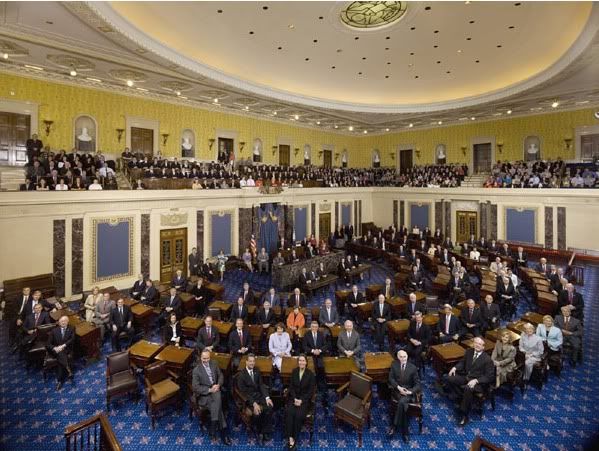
[387, 391, 424, 436]
[470, 436, 505, 451]
[231, 372, 258, 439]
[545, 342, 563, 377]
[529, 346, 549, 389]
[425, 295, 440, 314]
[283, 383, 317, 444]
[106, 351, 139, 409]
[26, 323, 55, 371]
[186, 369, 210, 431]
[333, 371, 372, 447]
[144, 361, 182, 428]
[207, 308, 221, 321]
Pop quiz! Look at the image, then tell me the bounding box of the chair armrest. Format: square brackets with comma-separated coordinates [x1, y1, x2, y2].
[361, 390, 372, 407]
[166, 369, 179, 381]
[336, 382, 350, 397]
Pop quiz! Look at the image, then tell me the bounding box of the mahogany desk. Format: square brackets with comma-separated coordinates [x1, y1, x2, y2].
[206, 282, 225, 300]
[364, 352, 394, 383]
[130, 303, 155, 336]
[323, 356, 359, 386]
[180, 316, 203, 341]
[430, 342, 465, 379]
[387, 296, 407, 318]
[521, 311, 545, 327]
[507, 320, 530, 336]
[129, 340, 165, 369]
[485, 328, 520, 345]
[155, 345, 195, 382]
[460, 337, 495, 354]
[238, 355, 273, 383]
[208, 301, 233, 320]
[386, 319, 410, 348]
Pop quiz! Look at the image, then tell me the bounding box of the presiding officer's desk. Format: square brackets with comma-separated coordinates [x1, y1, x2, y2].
[272, 250, 344, 289]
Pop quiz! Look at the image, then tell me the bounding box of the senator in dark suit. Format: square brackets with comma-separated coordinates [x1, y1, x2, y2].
[438, 304, 461, 343]
[407, 267, 424, 292]
[17, 303, 51, 352]
[195, 316, 220, 352]
[191, 278, 210, 316]
[303, 321, 329, 372]
[188, 248, 201, 276]
[159, 288, 182, 326]
[447, 274, 466, 305]
[287, 288, 307, 308]
[140, 280, 158, 305]
[446, 337, 495, 425]
[372, 295, 392, 350]
[284, 356, 316, 448]
[555, 306, 583, 365]
[129, 275, 145, 300]
[239, 283, 255, 306]
[405, 312, 431, 367]
[496, 277, 517, 318]
[236, 354, 274, 443]
[405, 292, 425, 319]
[346, 286, 364, 325]
[460, 299, 483, 337]
[171, 270, 188, 292]
[109, 298, 134, 352]
[228, 319, 252, 368]
[46, 316, 75, 389]
[256, 303, 276, 328]
[230, 298, 250, 323]
[318, 299, 339, 326]
[557, 284, 584, 321]
[388, 350, 421, 441]
[480, 295, 501, 331]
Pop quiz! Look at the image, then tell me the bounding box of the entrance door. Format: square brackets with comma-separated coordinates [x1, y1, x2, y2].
[456, 211, 478, 244]
[473, 143, 492, 173]
[323, 149, 332, 168]
[279, 144, 290, 166]
[159, 228, 188, 284]
[318, 212, 331, 240]
[0, 112, 30, 166]
[131, 127, 154, 157]
[399, 149, 413, 174]
[218, 137, 234, 163]
[581, 134, 599, 159]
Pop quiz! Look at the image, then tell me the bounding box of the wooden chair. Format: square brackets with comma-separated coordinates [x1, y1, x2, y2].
[333, 371, 372, 447]
[387, 391, 424, 435]
[186, 369, 210, 431]
[26, 323, 55, 371]
[106, 351, 138, 409]
[470, 435, 505, 451]
[144, 361, 182, 428]
[231, 372, 258, 440]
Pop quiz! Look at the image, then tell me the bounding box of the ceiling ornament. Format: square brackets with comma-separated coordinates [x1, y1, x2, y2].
[46, 54, 95, 71]
[340, 1, 408, 29]
[158, 80, 193, 92]
[0, 40, 29, 57]
[109, 69, 147, 83]
[198, 90, 229, 100]
[234, 97, 260, 106]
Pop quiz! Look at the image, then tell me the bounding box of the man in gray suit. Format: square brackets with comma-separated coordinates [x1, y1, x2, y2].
[260, 287, 281, 307]
[192, 350, 231, 445]
[318, 298, 339, 327]
[555, 305, 583, 366]
[337, 320, 363, 371]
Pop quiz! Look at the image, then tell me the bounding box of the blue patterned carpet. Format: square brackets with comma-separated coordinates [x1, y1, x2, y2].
[1, 261, 598, 450]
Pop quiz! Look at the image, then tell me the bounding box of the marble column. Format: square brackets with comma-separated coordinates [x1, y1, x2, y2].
[557, 207, 566, 250]
[400, 200, 405, 228]
[358, 200, 362, 235]
[335, 201, 339, 230]
[544, 207, 554, 248]
[434, 201, 443, 232]
[489, 204, 498, 240]
[196, 210, 204, 260]
[238, 208, 253, 251]
[393, 200, 398, 228]
[285, 205, 294, 241]
[141, 214, 150, 277]
[53, 219, 65, 298]
[480, 202, 488, 239]
[444, 201, 451, 238]
[71, 218, 83, 295]
[311, 204, 316, 236]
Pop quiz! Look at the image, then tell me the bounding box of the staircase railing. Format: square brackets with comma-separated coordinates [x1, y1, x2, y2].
[64, 413, 121, 451]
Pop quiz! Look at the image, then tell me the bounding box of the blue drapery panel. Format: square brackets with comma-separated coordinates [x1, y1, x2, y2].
[211, 213, 232, 255]
[294, 207, 307, 242]
[259, 203, 281, 254]
[410, 204, 429, 230]
[96, 221, 130, 279]
[341, 204, 351, 226]
[506, 208, 536, 243]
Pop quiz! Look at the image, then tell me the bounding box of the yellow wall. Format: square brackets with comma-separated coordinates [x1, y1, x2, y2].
[2, 73, 597, 168]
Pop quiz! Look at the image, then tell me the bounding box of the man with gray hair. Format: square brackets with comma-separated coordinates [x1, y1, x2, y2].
[388, 350, 421, 442]
[337, 320, 363, 371]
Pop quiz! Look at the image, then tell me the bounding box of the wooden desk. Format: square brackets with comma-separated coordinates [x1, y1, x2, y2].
[180, 292, 196, 315]
[366, 284, 383, 301]
[430, 342, 465, 379]
[280, 356, 315, 386]
[535, 291, 557, 315]
[387, 296, 407, 318]
[485, 328, 520, 345]
[74, 321, 101, 360]
[155, 345, 195, 381]
[128, 340, 165, 368]
[211, 352, 232, 378]
[335, 290, 350, 316]
[213, 320, 233, 341]
[238, 355, 273, 381]
[507, 320, 530, 335]
[180, 316, 203, 340]
[208, 300, 233, 320]
[323, 356, 359, 386]
[364, 352, 394, 383]
[460, 337, 495, 354]
[347, 263, 372, 280]
[356, 302, 373, 323]
[521, 311, 545, 327]
[386, 319, 410, 348]
[305, 274, 338, 297]
[50, 308, 78, 322]
[130, 303, 155, 336]
[123, 298, 139, 308]
[206, 282, 225, 300]
[423, 314, 440, 329]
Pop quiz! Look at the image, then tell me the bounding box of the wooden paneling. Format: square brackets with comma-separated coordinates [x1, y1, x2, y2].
[159, 228, 187, 284]
[279, 144, 290, 166]
[131, 127, 154, 157]
[0, 111, 30, 165]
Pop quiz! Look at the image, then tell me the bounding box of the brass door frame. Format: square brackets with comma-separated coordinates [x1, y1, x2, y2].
[456, 211, 478, 244]
[159, 227, 188, 284]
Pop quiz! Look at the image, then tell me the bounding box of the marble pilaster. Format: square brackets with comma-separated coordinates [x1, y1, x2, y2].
[393, 200, 398, 228]
[489, 204, 498, 240]
[544, 207, 553, 248]
[53, 219, 65, 298]
[71, 218, 83, 295]
[434, 201, 443, 232]
[557, 207, 566, 250]
[141, 213, 150, 277]
[238, 208, 253, 251]
[196, 210, 204, 260]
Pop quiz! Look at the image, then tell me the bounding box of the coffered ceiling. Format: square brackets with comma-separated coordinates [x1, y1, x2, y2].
[1, 1, 599, 135]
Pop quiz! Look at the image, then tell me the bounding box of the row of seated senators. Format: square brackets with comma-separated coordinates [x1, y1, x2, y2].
[485, 158, 599, 188]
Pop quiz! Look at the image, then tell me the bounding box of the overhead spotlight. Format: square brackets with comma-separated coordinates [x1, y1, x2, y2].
[334, 125, 338, 129]
[294, 114, 299, 120]
[385, 128, 390, 132]
[363, 130, 368, 134]
[471, 117, 476, 120]
[244, 105, 249, 110]
[273, 111, 277, 115]
[126, 80, 134, 87]
[175, 90, 181, 96]
[408, 123, 413, 128]
[348, 126, 354, 131]
[506, 109, 512, 114]
[438, 121, 443, 125]
[594, 111, 599, 120]
[69, 67, 77, 77]
[288, 24, 295, 29]
[2, 53, 8, 59]
[213, 98, 219, 103]
[316, 121, 321, 125]
[551, 101, 559, 108]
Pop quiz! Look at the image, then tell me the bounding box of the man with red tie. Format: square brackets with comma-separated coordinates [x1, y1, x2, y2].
[195, 315, 220, 353]
[557, 283, 584, 321]
[228, 318, 251, 369]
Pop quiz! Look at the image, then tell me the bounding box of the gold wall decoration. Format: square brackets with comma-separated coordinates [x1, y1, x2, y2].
[320, 203, 332, 212]
[160, 212, 188, 227]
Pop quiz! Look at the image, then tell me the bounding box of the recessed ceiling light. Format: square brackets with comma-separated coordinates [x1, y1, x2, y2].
[471, 117, 476, 121]
[86, 77, 101, 83]
[425, 6, 432, 10]
[244, 105, 249, 110]
[273, 111, 277, 115]
[349, 126, 354, 131]
[336, 49, 343, 53]
[436, 60, 441, 64]
[358, 72, 362, 75]
[316, 121, 321, 125]
[363, 130, 368, 134]
[2, 53, 9, 59]
[262, 5, 268, 10]
[410, 52, 415, 55]
[305, 58, 310, 61]
[334, 125, 338, 129]
[385, 47, 390, 50]
[213, 98, 219, 103]
[514, 2, 521, 6]
[249, 31, 254, 35]
[294, 114, 299, 120]
[319, 16, 324, 20]
[506, 109, 512, 114]
[434, 30, 439, 34]
[288, 24, 295, 29]
[175, 90, 181, 96]
[354, 36, 359, 40]
[410, 27, 416, 31]
[466, 37, 472, 41]
[24, 64, 43, 71]
[446, 70, 451, 74]
[551, 101, 559, 108]
[45, 20, 53, 24]
[386, 62, 391, 65]
[508, 25, 515, 29]
[438, 121, 443, 125]
[385, 75, 390, 79]
[126, 80, 134, 87]
[408, 123, 414, 128]
[497, 45, 502, 48]
[469, 20, 475, 24]
[385, 128, 390, 131]
[415, 75, 419, 79]
[433, 45, 438, 48]
[475, 59, 480, 63]
[362, 57, 367, 60]
[457, 49, 463, 53]
[331, 66, 336, 69]
[385, 36, 391, 40]
[313, 39, 318, 43]
[217, 9, 223, 13]
[278, 46, 282, 50]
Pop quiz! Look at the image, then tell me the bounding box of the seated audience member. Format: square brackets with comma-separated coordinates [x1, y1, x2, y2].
[236, 354, 274, 444]
[242, 248, 253, 272]
[446, 337, 494, 426]
[288, 249, 300, 263]
[171, 269, 187, 291]
[548, 266, 563, 294]
[554, 305, 583, 366]
[261, 287, 281, 307]
[515, 246, 528, 267]
[191, 277, 209, 316]
[448, 271, 465, 305]
[287, 287, 307, 308]
[273, 252, 286, 268]
[164, 313, 182, 346]
[256, 300, 276, 331]
[438, 304, 461, 343]
[315, 261, 327, 279]
[303, 320, 328, 378]
[536, 315, 563, 355]
[407, 265, 424, 291]
[16, 302, 51, 354]
[202, 258, 216, 282]
[405, 311, 431, 368]
[130, 274, 145, 300]
[480, 295, 500, 331]
[88, 178, 103, 190]
[46, 315, 75, 390]
[346, 284, 364, 326]
[257, 248, 269, 273]
[497, 276, 516, 318]
[37, 178, 50, 190]
[491, 330, 517, 388]
[140, 279, 157, 305]
[489, 257, 504, 273]
[405, 292, 425, 319]
[372, 294, 392, 351]
[286, 306, 305, 335]
[229, 318, 251, 369]
[338, 256, 351, 286]
[469, 246, 480, 261]
[557, 283, 584, 321]
[192, 350, 231, 445]
[382, 277, 395, 299]
[460, 298, 483, 337]
[535, 257, 550, 277]
[519, 323, 545, 382]
[159, 287, 182, 326]
[54, 178, 69, 191]
[268, 323, 292, 371]
[284, 354, 316, 450]
[239, 282, 254, 305]
[319, 298, 339, 327]
[388, 350, 421, 442]
[195, 315, 220, 353]
[299, 267, 311, 291]
[230, 297, 249, 323]
[93, 292, 114, 340]
[110, 298, 133, 352]
[337, 320, 363, 371]
[83, 286, 102, 322]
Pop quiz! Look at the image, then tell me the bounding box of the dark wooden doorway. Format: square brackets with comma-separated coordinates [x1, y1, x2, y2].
[0, 112, 30, 166]
[456, 211, 478, 244]
[279, 144, 290, 166]
[399, 149, 413, 174]
[318, 212, 331, 240]
[473, 143, 492, 173]
[323, 150, 332, 168]
[581, 134, 599, 159]
[218, 137, 234, 163]
[131, 127, 154, 157]
[159, 228, 188, 284]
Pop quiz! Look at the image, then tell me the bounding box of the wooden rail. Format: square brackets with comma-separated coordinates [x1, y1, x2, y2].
[64, 413, 121, 451]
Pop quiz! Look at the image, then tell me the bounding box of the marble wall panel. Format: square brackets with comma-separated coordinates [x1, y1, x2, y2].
[71, 218, 83, 295]
[141, 213, 150, 277]
[53, 219, 65, 298]
[400, 200, 405, 228]
[489, 204, 498, 240]
[435, 201, 443, 232]
[196, 210, 204, 260]
[393, 200, 398, 229]
[444, 201, 451, 237]
[238, 208, 253, 252]
[311, 203, 316, 236]
[557, 207, 566, 250]
[545, 207, 553, 248]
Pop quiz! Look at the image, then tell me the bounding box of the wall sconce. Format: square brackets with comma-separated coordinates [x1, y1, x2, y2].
[272, 145, 278, 156]
[389, 152, 395, 160]
[116, 128, 125, 143]
[294, 147, 300, 156]
[461, 145, 467, 156]
[564, 136, 573, 151]
[43, 119, 54, 136]
[335, 152, 340, 161]
[161, 133, 169, 146]
[497, 141, 504, 154]
[208, 138, 215, 150]
[239, 141, 246, 152]
[318, 150, 324, 157]
[414, 149, 421, 159]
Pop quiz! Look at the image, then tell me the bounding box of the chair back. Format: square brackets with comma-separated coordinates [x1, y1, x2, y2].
[36, 323, 56, 341]
[425, 295, 439, 314]
[107, 351, 130, 376]
[208, 308, 221, 321]
[145, 361, 168, 385]
[348, 372, 372, 399]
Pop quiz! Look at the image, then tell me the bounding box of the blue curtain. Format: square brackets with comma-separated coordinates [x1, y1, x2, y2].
[341, 204, 351, 226]
[211, 213, 232, 255]
[410, 204, 429, 229]
[506, 208, 535, 243]
[259, 203, 281, 254]
[97, 220, 130, 278]
[294, 207, 307, 242]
